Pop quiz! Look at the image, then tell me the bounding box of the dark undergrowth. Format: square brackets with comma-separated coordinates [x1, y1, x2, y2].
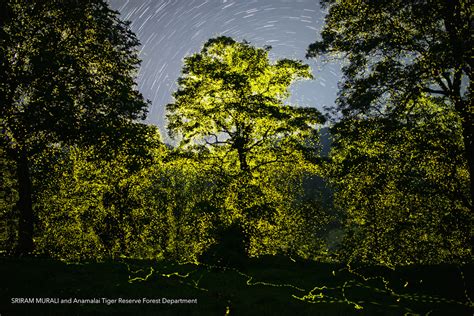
[0, 256, 472, 315]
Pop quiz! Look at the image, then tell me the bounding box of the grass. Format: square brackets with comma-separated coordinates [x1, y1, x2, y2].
[0, 255, 472, 315]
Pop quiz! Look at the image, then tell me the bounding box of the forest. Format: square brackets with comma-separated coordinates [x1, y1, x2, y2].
[1, 0, 472, 315]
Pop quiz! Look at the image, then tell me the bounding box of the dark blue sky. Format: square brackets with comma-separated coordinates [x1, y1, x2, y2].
[107, 0, 341, 136]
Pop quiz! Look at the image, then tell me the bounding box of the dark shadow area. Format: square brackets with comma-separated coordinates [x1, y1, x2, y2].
[0, 256, 472, 315]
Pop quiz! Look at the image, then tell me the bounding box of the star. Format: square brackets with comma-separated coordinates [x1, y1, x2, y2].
[108, 0, 341, 139]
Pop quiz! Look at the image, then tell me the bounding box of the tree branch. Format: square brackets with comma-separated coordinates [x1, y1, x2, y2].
[422, 87, 449, 96]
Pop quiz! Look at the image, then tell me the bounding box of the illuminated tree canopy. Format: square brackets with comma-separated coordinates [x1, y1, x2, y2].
[167, 36, 325, 175]
[165, 37, 329, 260]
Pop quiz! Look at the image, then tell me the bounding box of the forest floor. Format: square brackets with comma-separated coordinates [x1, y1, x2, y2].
[0, 255, 472, 315]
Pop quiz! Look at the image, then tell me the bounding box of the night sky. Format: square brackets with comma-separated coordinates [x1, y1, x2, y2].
[107, 0, 341, 137]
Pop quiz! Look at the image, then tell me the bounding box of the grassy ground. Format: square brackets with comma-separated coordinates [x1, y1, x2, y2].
[0, 256, 472, 315]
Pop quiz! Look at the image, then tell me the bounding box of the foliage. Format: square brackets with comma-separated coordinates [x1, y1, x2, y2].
[167, 36, 324, 174]
[33, 125, 163, 261]
[125, 153, 220, 262]
[2, 121, 330, 262]
[0, 0, 148, 253]
[31, 126, 222, 262]
[0, 149, 17, 252]
[326, 96, 472, 265]
[308, 0, 473, 202]
[166, 37, 329, 261]
[236, 161, 331, 260]
[1, 0, 147, 153]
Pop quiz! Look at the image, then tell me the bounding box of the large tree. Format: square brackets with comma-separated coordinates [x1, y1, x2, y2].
[167, 36, 324, 175]
[166, 37, 327, 259]
[0, 0, 148, 254]
[308, 0, 473, 204]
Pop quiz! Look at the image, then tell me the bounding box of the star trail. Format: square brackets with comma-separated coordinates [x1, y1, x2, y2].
[107, 0, 341, 135]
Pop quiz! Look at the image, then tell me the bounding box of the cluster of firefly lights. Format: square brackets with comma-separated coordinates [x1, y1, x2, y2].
[123, 260, 473, 314]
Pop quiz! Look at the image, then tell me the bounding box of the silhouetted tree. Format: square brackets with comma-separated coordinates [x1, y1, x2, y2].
[326, 96, 472, 265]
[308, 0, 473, 204]
[0, 0, 148, 254]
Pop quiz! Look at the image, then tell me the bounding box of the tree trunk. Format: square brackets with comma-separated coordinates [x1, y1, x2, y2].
[452, 97, 474, 208]
[443, 0, 473, 207]
[15, 150, 34, 255]
[237, 148, 249, 173]
[460, 109, 474, 208]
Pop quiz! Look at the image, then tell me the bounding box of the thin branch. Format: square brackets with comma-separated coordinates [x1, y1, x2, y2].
[247, 127, 273, 152]
[422, 87, 449, 96]
[441, 72, 453, 91]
